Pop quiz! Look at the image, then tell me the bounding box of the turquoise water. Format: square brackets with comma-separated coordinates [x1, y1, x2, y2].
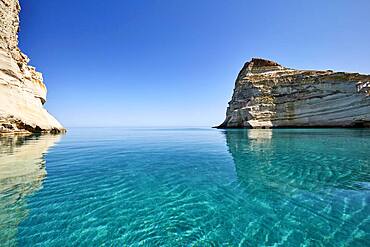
[0, 128, 369, 246]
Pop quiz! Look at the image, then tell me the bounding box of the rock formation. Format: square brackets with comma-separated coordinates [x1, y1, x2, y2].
[218, 58, 370, 128]
[0, 0, 64, 134]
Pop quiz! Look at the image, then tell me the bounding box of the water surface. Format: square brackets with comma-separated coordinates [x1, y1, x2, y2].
[0, 128, 369, 246]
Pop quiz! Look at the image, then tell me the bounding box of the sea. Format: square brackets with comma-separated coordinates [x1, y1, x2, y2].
[0, 128, 369, 246]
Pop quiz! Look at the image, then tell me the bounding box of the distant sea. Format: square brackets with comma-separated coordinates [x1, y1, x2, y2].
[0, 128, 369, 246]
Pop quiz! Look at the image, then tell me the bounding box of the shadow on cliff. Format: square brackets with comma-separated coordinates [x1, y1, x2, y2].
[0, 134, 62, 246]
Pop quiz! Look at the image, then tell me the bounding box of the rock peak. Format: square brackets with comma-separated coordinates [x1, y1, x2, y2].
[236, 58, 284, 80]
[248, 58, 281, 67]
[242, 58, 284, 75]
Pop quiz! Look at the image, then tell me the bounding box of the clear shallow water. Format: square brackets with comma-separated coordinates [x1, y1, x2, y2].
[0, 128, 369, 246]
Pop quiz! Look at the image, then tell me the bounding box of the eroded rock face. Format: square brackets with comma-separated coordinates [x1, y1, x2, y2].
[219, 58, 370, 128]
[0, 0, 64, 134]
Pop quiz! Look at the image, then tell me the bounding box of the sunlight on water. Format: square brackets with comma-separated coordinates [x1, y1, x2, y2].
[0, 128, 369, 246]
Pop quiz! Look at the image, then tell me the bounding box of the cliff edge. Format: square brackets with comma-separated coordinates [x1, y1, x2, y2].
[218, 58, 370, 128]
[0, 0, 64, 134]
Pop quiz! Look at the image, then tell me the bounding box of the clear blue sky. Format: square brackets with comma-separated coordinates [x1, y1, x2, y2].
[19, 0, 370, 127]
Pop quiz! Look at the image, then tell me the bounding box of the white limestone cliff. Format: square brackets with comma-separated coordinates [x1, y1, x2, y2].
[218, 58, 370, 128]
[0, 0, 64, 134]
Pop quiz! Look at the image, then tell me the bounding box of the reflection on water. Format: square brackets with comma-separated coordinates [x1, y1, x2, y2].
[226, 129, 370, 191]
[0, 134, 62, 246]
[224, 129, 370, 245]
[0, 128, 369, 246]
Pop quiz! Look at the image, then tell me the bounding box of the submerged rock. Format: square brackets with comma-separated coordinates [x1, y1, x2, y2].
[218, 58, 370, 128]
[0, 0, 64, 135]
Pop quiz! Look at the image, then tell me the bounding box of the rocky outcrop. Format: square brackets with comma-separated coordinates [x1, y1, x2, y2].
[0, 0, 64, 135]
[218, 58, 370, 128]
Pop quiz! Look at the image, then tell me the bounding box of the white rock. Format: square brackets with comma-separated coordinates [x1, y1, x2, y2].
[218, 58, 370, 128]
[0, 0, 64, 134]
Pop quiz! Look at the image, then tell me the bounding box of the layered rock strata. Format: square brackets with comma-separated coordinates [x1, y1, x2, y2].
[218, 58, 370, 128]
[0, 0, 64, 134]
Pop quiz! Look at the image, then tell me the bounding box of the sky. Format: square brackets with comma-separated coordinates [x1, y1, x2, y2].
[19, 0, 370, 127]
